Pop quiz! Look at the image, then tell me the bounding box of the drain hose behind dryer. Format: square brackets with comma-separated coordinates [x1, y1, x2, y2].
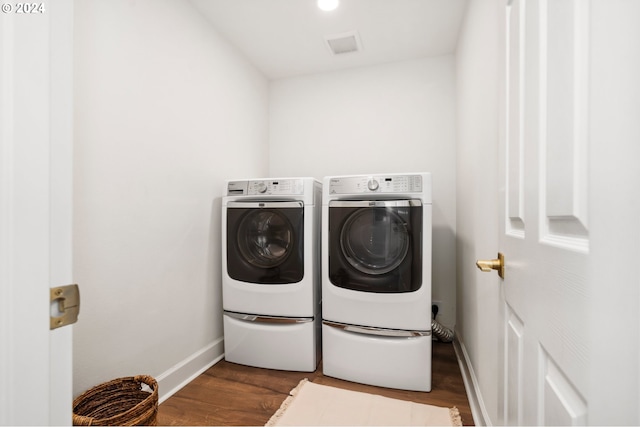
[431, 319, 454, 343]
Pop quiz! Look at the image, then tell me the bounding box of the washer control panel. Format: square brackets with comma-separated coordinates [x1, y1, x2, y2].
[329, 175, 423, 194]
[227, 178, 304, 196]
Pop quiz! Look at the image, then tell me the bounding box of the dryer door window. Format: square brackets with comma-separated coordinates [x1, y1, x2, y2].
[328, 200, 422, 293]
[340, 208, 410, 275]
[237, 210, 293, 268]
[227, 201, 304, 284]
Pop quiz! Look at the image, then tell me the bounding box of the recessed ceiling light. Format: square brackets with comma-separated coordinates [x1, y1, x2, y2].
[317, 0, 339, 12]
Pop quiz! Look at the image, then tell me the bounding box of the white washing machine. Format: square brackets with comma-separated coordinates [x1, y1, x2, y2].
[222, 177, 321, 371]
[322, 173, 432, 391]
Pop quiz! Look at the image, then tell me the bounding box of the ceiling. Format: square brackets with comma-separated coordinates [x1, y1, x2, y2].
[189, 0, 469, 80]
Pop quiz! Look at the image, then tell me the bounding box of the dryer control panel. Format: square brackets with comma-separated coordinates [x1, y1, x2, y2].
[227, 179, 305, 196]
[329, 175, 423, 194]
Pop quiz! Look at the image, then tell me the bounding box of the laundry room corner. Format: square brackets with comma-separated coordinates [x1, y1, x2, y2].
[268, 57, 458, 332]
[72, 0, 269, 399]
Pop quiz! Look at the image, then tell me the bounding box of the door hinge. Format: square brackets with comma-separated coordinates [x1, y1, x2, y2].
[50, 284, 80, 330]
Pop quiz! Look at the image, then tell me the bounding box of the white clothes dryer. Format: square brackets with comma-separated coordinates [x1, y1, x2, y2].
[222, 177, 321, 371]
[322, 173, 432, 391]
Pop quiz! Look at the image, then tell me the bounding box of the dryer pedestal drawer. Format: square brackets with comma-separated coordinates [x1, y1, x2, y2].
[322, 323, 432, 392]
[223, 313, 319, 372]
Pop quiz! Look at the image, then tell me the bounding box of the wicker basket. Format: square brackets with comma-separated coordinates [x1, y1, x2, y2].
[72, 375, 158, 426]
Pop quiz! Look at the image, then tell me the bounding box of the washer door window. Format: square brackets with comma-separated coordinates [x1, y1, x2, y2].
[329, 200, 422, 293]
[227, 201, 304, 284]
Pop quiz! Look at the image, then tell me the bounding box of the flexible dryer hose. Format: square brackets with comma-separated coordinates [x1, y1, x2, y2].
[431, 319, 454, 342]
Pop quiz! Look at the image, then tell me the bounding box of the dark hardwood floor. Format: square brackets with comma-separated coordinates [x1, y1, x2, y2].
[157, 341, 474, 426]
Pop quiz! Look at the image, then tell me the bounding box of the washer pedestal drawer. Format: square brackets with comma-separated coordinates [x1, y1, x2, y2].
[223, 313, 319, 372]
[322, 323, 432, 392]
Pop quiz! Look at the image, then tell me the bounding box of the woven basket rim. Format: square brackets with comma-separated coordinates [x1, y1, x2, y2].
[72, 375, 158, 426]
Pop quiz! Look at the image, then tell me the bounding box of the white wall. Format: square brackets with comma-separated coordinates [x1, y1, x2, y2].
[269, 57, 457, 329]
[455, 0, 501, 424]
[73, 0, 269, 397]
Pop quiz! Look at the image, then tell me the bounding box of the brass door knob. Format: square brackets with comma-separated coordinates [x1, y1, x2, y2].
[476, 252, 504, 279]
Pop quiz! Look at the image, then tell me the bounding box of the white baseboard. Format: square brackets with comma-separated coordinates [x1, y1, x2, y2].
[453, 336, 490, 426]
[155, 338, 225, 404]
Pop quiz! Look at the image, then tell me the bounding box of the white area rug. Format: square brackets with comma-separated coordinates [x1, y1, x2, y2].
[266, 379, 462, 426]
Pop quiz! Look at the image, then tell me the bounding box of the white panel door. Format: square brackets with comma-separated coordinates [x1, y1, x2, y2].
[0, 1, 74, 425]
[496, 0, 640, 424]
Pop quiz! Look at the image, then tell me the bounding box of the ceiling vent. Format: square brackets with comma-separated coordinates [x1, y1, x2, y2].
[325, 30, 362, 55]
